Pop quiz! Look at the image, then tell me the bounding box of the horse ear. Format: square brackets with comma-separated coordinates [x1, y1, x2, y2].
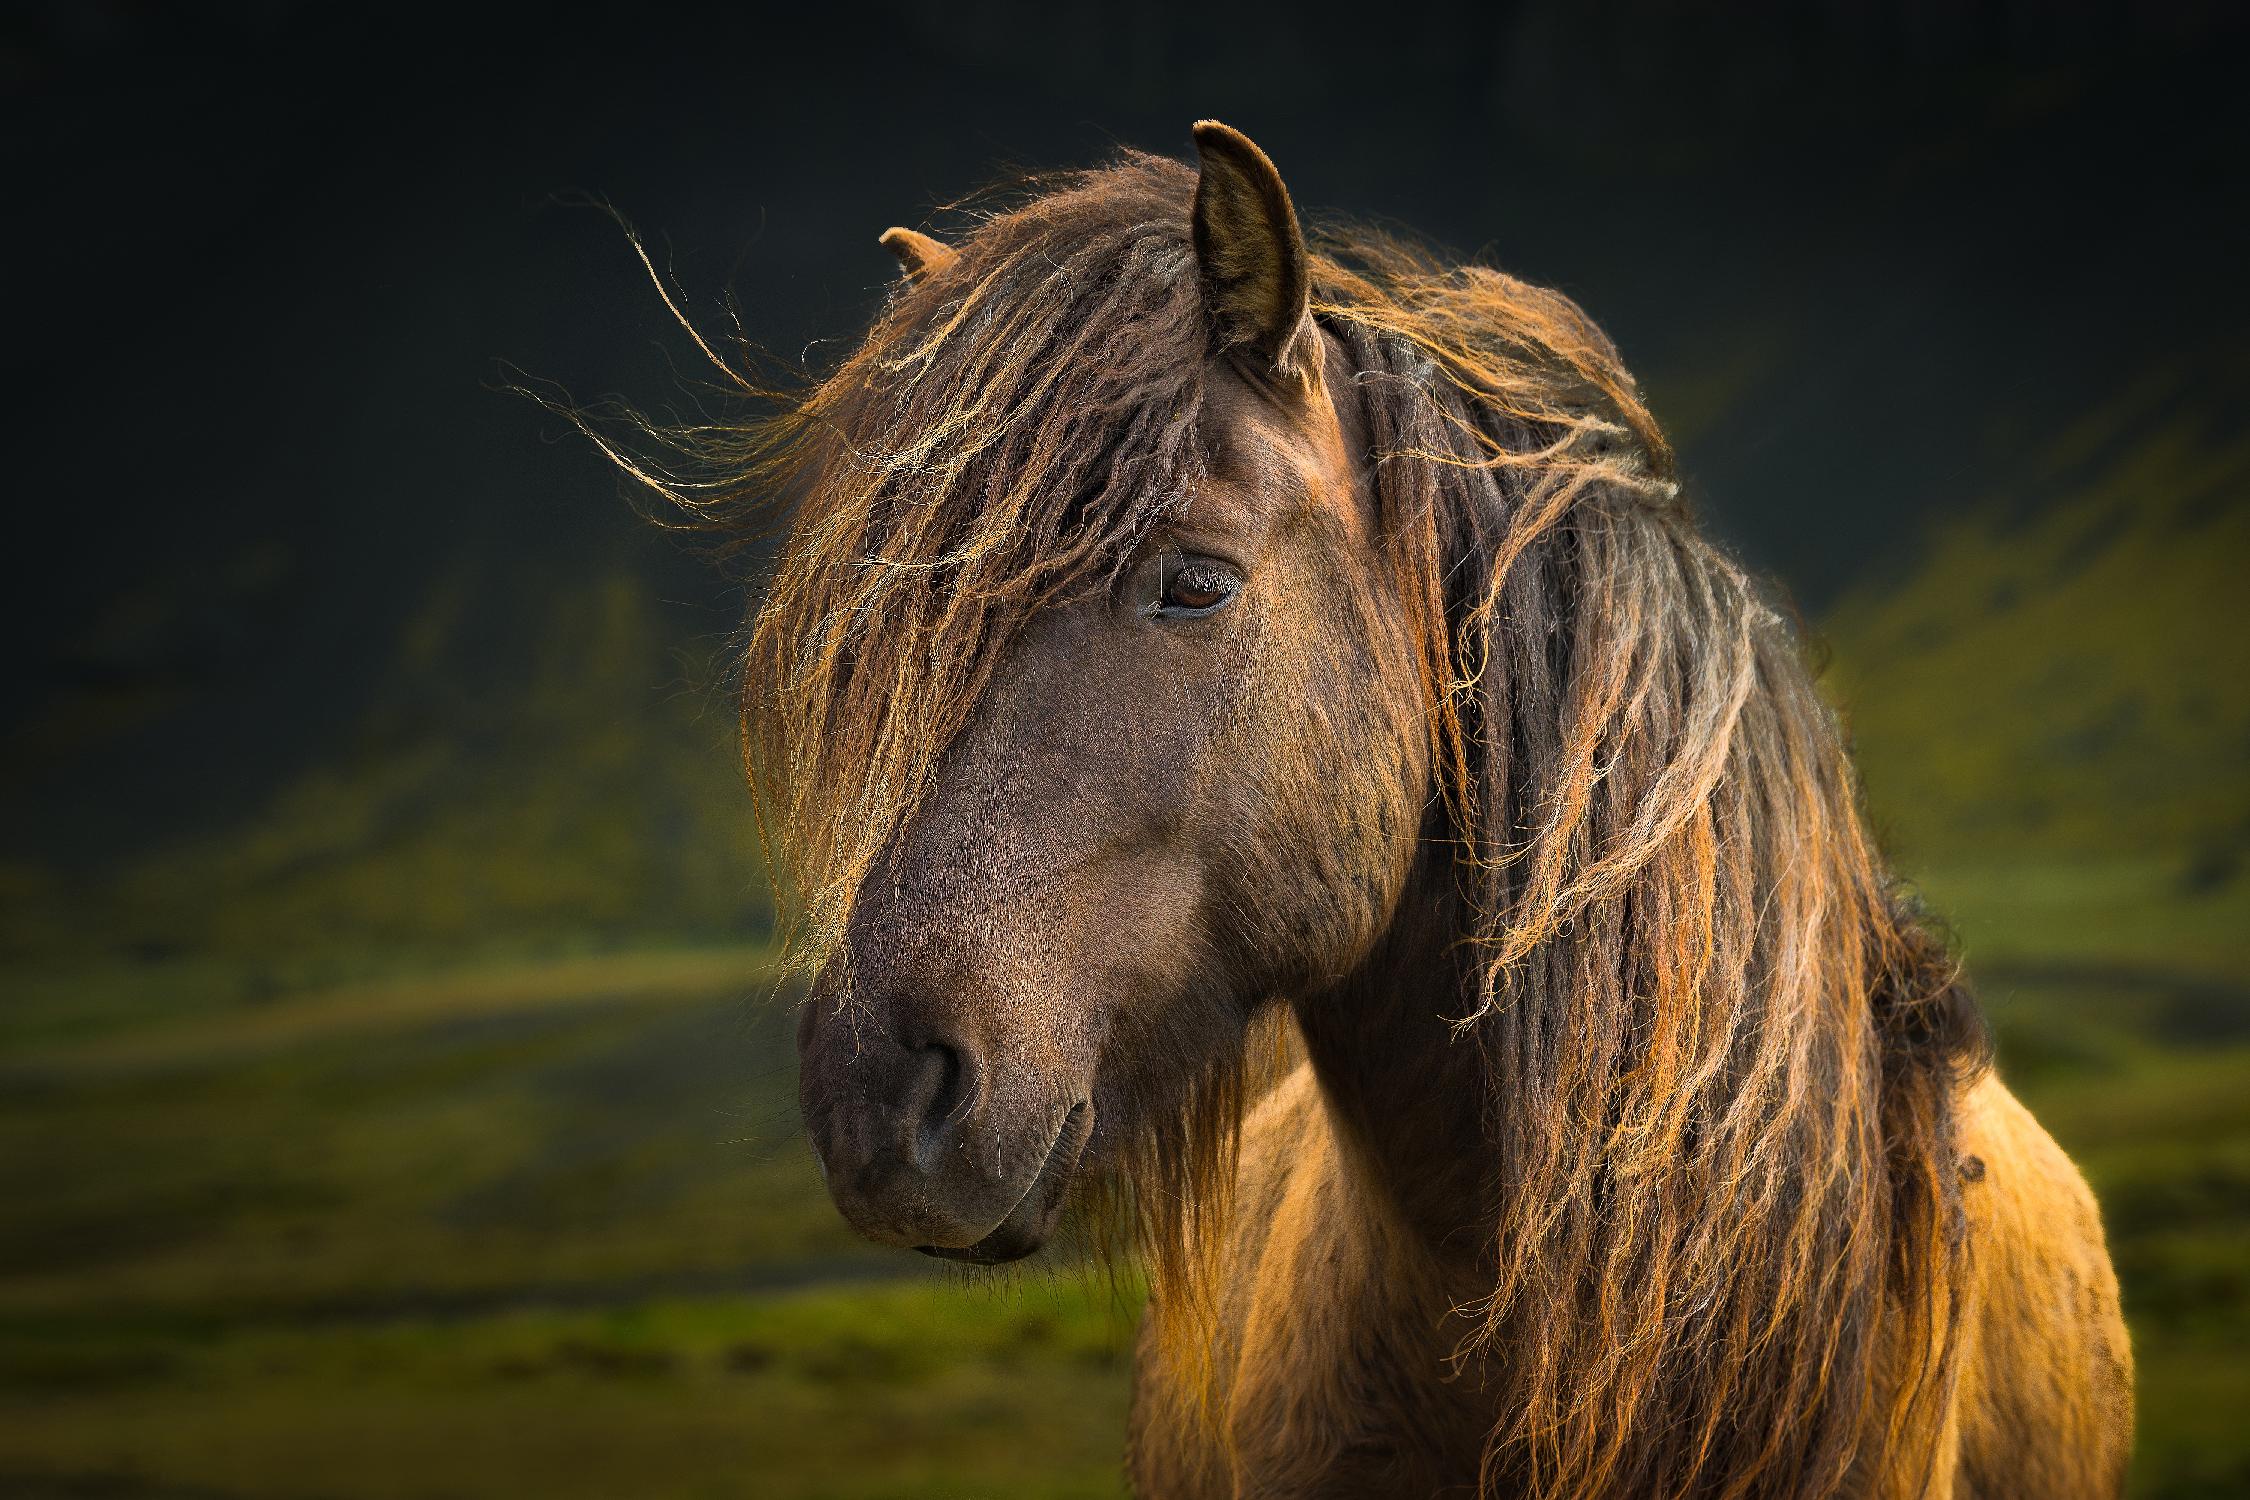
[1190, 120, 1317, 385]
[878, 226, 958, 282]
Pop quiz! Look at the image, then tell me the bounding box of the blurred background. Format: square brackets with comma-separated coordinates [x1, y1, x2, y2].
[2, 2, 2244, 1495]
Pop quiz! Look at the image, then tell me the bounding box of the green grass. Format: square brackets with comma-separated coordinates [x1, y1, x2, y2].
[1907, 857, 2249, 979]
[0, 948, 1143, 1498]
[0, 947, 848, 1323]
[0, 1281, 1138, 1500]
[1, 922, 2243, 1497]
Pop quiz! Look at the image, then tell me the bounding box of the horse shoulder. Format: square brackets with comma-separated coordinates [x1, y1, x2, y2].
[1950, 1072, 2134, 1498]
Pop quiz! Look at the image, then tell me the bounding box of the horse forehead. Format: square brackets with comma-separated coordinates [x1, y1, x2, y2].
[1198, 363, 1366, 540]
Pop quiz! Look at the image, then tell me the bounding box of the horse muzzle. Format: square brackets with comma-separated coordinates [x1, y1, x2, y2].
[797, 988, 1094, 1263]
[915, 1099, 1093, 1264]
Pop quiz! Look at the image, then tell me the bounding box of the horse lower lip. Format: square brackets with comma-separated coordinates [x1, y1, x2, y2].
[917, 1101, 1091, 1264]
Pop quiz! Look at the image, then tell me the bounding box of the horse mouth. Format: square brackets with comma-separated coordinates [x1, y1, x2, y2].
[917, 1100, 1093, 1266]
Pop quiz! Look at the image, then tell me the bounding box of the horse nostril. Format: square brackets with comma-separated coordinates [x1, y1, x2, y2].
[906, 1036, 977, 1172]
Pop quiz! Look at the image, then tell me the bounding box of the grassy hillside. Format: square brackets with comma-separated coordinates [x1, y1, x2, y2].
[2, 568, 766, 972]
[1825, 382, 2249, 975]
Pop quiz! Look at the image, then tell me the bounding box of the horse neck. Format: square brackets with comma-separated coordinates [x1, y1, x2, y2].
[1289, 863, 1498, 1268]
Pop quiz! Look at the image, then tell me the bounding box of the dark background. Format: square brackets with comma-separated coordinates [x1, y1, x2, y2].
[8, 0, 2242, 862]
[2, 3, 2246, 1497]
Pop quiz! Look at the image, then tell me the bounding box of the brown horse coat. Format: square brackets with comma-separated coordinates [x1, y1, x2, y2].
[589, 120, 2133, 1498]
[1130, 1069, 2131, 1498]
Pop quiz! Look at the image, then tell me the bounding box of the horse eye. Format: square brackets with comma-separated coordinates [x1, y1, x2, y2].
[1157, 557, 1241, 617]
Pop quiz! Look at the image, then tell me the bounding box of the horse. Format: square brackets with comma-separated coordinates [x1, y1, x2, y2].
[605, 120, 2133, 1498]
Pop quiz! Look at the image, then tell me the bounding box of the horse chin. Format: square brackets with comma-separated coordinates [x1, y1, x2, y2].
[917, 1100, 1093, 1267]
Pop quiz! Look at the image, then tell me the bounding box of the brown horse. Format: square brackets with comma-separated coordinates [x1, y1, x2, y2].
[606, 122, 2132, 1497]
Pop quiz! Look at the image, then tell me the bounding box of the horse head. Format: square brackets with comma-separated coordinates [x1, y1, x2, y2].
[793, 124, 1429, 1263]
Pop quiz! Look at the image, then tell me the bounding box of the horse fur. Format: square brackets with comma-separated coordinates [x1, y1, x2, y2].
[592, 125, 2133, 1500]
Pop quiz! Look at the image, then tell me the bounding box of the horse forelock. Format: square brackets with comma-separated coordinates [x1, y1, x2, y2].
[599, 148, 1992, 1500]
[736, 154, 1217, 966]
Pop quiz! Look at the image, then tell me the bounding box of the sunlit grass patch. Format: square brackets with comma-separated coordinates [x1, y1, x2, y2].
[0, 1281, 1141, 1500]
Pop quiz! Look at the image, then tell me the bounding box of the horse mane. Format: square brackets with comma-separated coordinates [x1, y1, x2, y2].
[1316, 238, 1992, 1496]
[586, 150, 1992, 1500]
